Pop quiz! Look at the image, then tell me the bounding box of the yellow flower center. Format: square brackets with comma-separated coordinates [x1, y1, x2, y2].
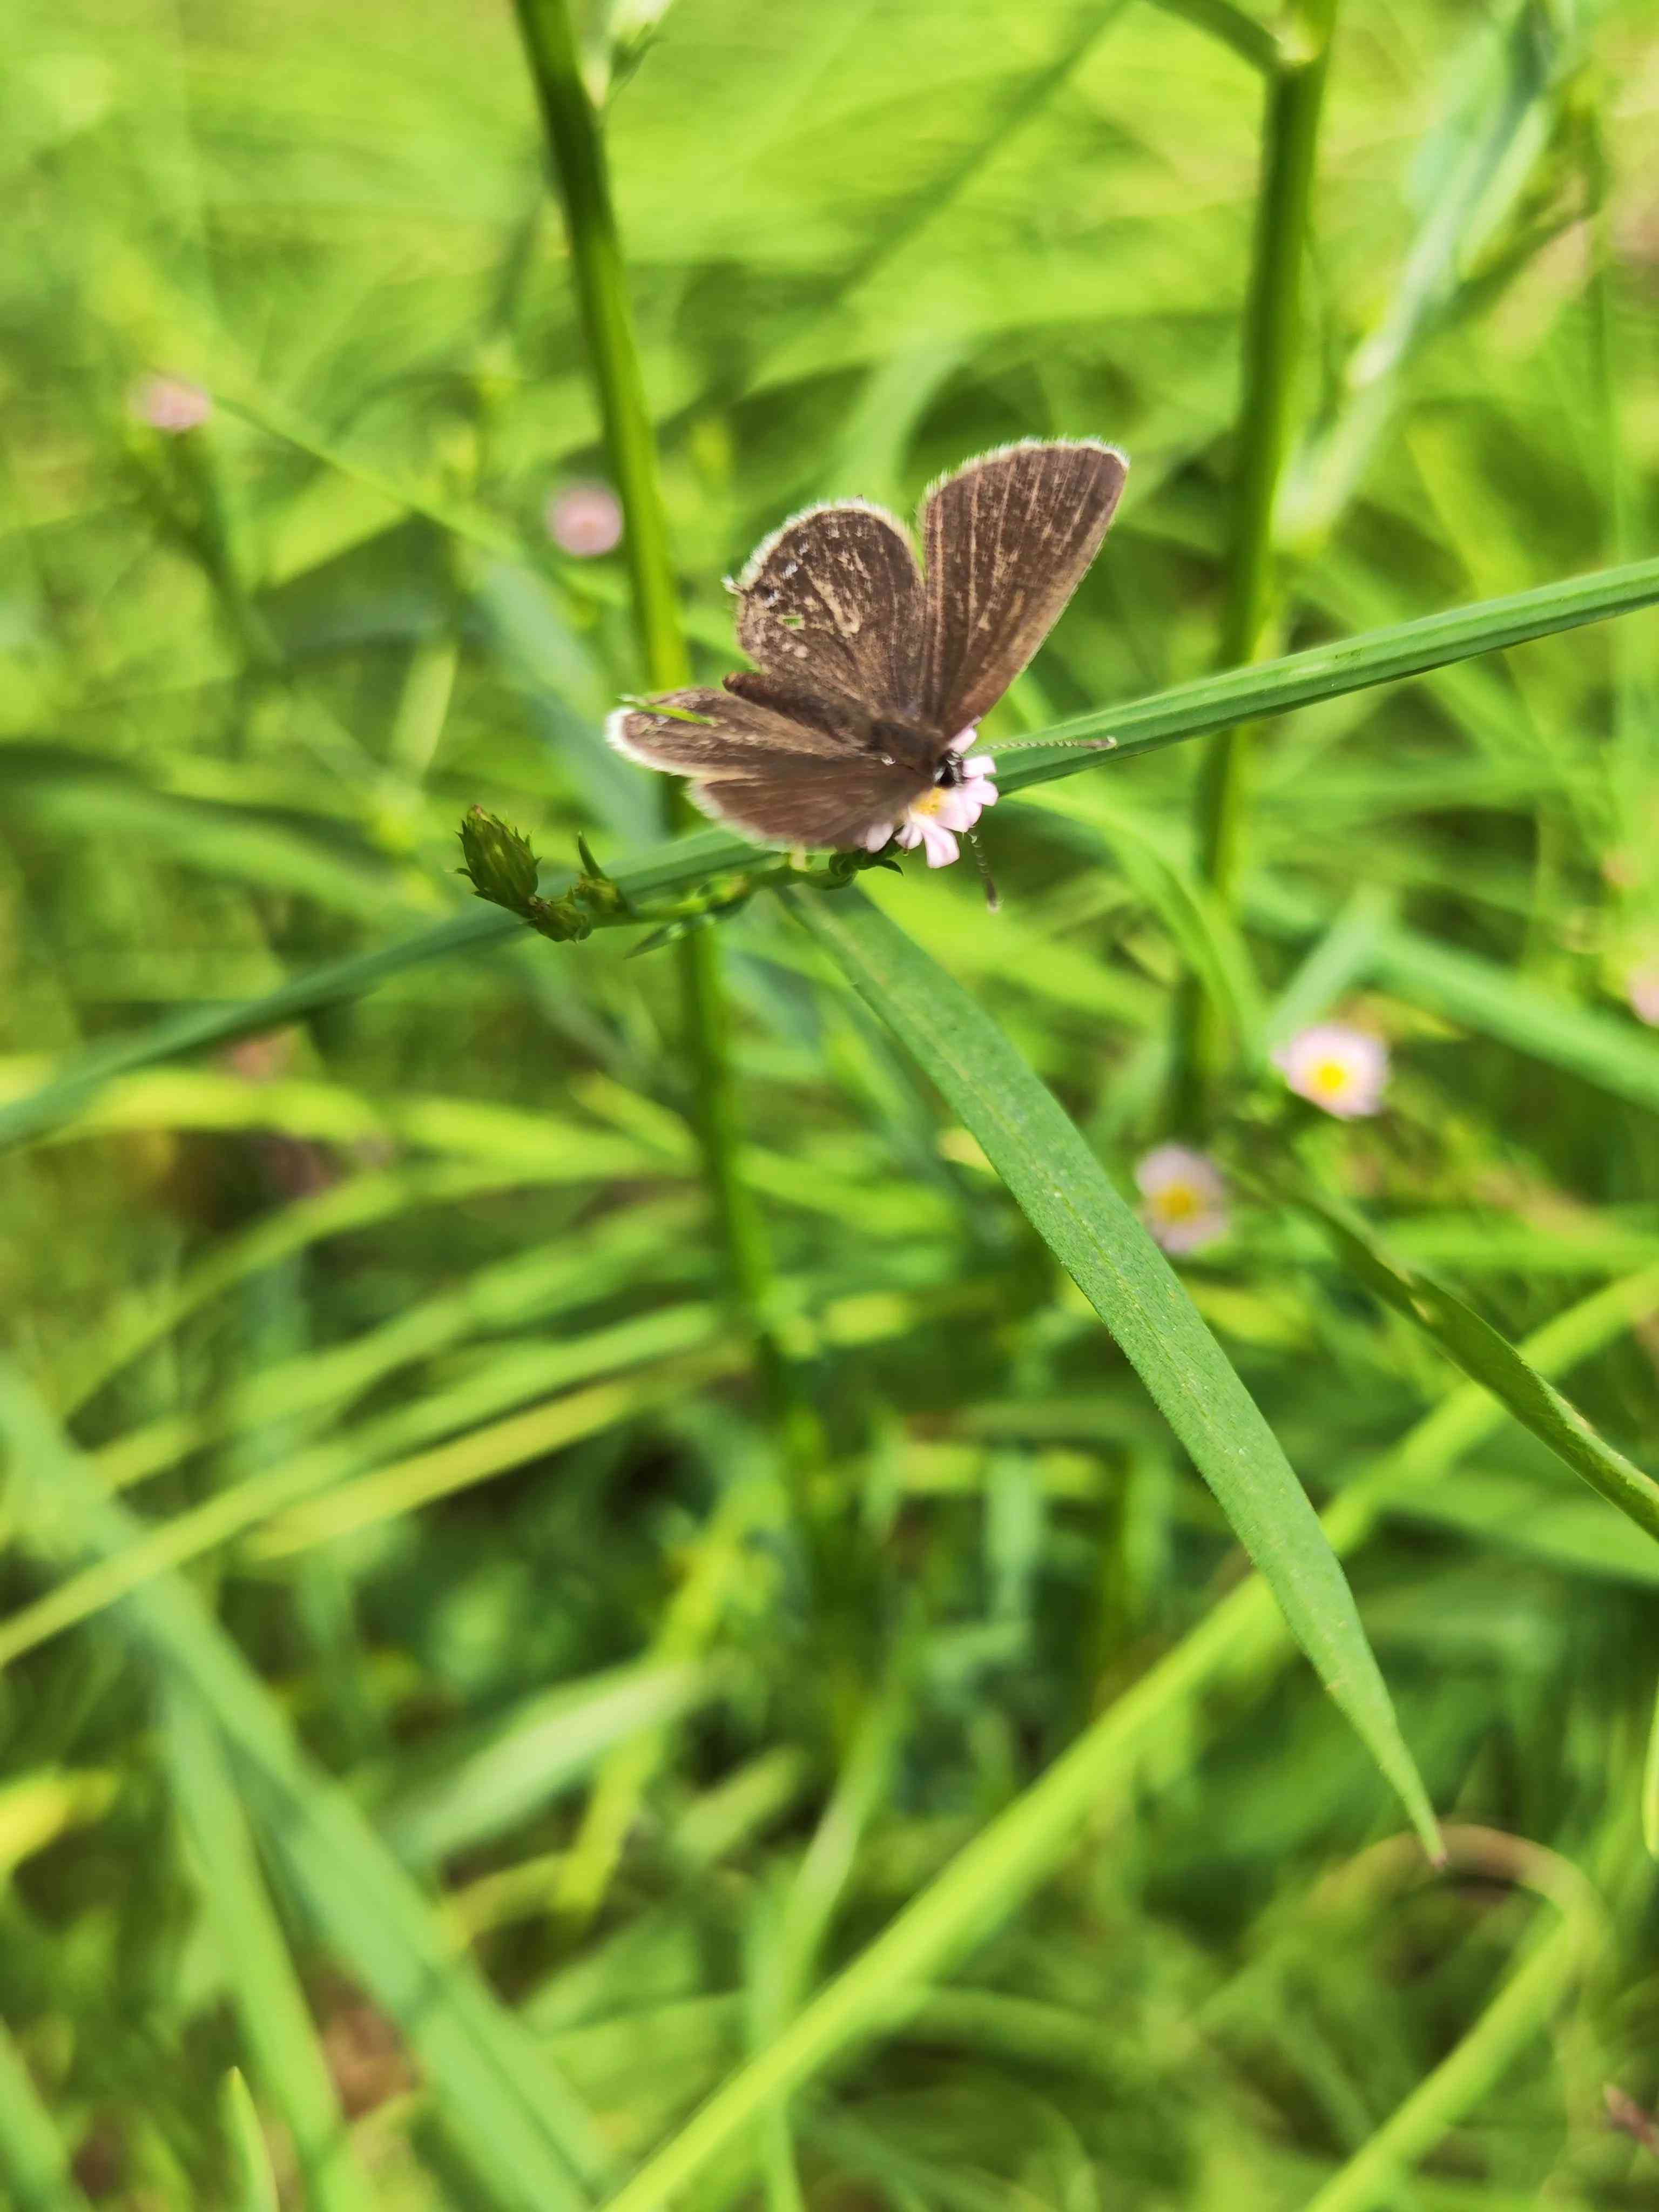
[1155, 1183, 1199, 1219]
[911, 788, 947, 819]
[1311, 1057, 1352, 1097]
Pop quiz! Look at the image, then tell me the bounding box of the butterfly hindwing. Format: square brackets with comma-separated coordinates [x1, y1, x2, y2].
[689, 757, 929, 851]
[737, 500, 927, 718]
[920, 439, 1127, 732]
[609, 689, 927, 848]
[606, 687, 856, 777]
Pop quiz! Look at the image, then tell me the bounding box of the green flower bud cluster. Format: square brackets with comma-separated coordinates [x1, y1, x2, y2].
[457, 811, 630, 942]
[457, 808, 540, 911]
[457, 807, 906, 956]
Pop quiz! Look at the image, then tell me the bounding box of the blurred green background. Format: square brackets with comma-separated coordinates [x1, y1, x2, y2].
[5, 0, 1659, 2203]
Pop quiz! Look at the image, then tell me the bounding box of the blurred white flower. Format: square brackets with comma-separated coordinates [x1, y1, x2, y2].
[131, 375, 212, 433]
[1628, 968, 1659, 1027]
[863, 727, 997, 868]
[1134, 1143, 1229, 1254]
[1273, 1023, 1389, 1119]
[546, 481, 624, 556]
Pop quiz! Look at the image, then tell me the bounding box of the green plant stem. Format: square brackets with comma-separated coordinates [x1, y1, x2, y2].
[1172, 0, 1337, 1129]
[509, 0, 682, 692]
[1298, 1914, 1586, 2212]
[508, 0, 797, 1439]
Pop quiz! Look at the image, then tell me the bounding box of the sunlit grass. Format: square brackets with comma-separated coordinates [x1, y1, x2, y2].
[3, 0, 1659, 2204]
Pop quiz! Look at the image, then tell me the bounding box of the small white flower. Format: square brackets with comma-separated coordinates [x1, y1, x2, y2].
[863, 727, 998, 868]
[1134, 1144, 1229, 1255]
[1273, 1023, 1389, 1119]
[1628, 968, 1659, 1028]
[546, 481, 624, 556]
[131, 375, 212, 433]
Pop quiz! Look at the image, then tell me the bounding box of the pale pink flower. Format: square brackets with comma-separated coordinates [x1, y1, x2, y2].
[1274, 1023, 1389, 1119]
[131, 375, 212, 433]
[862, 727, 997, 868]
[546, 481, 624, 557]
[1134, 1144, 1229, 1255]
[1628, 968, 1659, 1027]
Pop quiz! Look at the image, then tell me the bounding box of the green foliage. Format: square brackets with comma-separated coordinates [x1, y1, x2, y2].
[4, 0, 1659, 2203]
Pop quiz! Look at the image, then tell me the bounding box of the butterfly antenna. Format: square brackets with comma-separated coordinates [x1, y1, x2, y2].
[988, 734, 1118, 757]
[966, 827, 1001, 912]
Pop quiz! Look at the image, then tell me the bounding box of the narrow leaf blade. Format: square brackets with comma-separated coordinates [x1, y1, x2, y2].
[0, 1369, 610, 2212]
[790, 887, 1437, 1846]
[1274, 1177, 1659, 1550]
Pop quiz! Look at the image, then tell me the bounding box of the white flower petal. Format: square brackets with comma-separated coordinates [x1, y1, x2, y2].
[1273, 1024, 1390, 1118]
[1135, 1144, 1226, 1206]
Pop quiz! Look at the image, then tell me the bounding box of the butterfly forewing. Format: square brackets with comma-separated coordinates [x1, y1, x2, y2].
[737, 500, 927, 717]
[920, 440, 1126, 732]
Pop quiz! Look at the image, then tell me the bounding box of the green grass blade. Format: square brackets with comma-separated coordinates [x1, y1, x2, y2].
[791, 888, 1434, 1846]
[0, 1367, 608, 2212]
[554, 1462, 785, 1932]
[165, 1694, 378, 2212]
[6, 555, 1655, 1158]
[1261, 885, 1398, 1049]
[996, 554, 1659, 790]
[1020, 830, 1659, 1120]
[0, 911, 513, 1151]
[220, 2071, 280, 2212]
[1366, 920, 1659, 1114]
[385, 1660, 716, 1866]
[0, 2022, 90, 2212]
[1250, 875, 1659, 1110]
[1299, 1899, 1591, 2212]
[0, 1331, 727, 1671]
[590, 1260, 1659, 2212]
[1277, 1177, 1659, 1549]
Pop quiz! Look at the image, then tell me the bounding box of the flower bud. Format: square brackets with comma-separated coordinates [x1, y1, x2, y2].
[457, 807, 540, 913]
[530, 893, 593, 942]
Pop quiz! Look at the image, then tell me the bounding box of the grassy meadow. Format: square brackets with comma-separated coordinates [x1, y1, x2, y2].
[6, 0, 1659, 2204]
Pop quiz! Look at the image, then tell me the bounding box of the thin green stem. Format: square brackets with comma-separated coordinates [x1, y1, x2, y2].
[1298, 1909, 1588, 2212]
[509, 0, 685, 696]
[1144, 0, 1281, 75]
[508, 0, 797, 1434]
[1171, 0, 1338, 1129]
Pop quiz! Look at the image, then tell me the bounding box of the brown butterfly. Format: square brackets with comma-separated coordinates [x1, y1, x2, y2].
[606, 440, 1127, 882]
